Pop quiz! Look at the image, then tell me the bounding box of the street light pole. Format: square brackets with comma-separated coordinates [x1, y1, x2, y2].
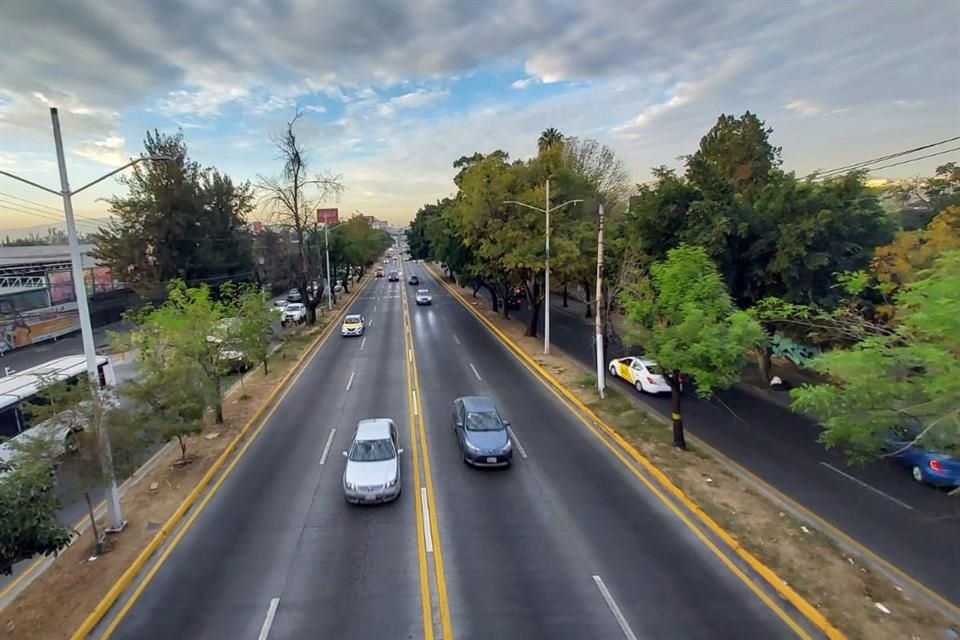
[51, 107, 125, 530]
[0, 107, 171, 533]
[544, 178, 551, 355]
[595, 204, 605, 399]
[504, 183, 582, 356]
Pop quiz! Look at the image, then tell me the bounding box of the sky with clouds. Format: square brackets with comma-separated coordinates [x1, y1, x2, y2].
[0, 0, 957, 233]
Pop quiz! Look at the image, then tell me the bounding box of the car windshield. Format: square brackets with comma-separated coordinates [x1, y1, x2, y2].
[344, 315, 362, 323]
[418, 289, 429, 295]
[644, 363, 660, 375]
[466, 411, 503, 431]
[287, 304, 302, 311]
[349, 438, 396, 462]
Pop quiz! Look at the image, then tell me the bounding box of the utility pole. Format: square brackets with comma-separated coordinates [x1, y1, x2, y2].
[544, 178, 551, 355]
[595, 204, 605, 399]
[51, 108, 125, 532]
[324, 222, 333, 310]
[0, 107, 171, 534]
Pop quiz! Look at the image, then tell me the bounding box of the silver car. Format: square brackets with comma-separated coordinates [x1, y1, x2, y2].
[415, 288, 432, 305]
[342, 419, 403, 504]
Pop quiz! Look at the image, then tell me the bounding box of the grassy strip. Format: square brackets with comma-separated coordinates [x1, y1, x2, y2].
[1, 284, 363, 640]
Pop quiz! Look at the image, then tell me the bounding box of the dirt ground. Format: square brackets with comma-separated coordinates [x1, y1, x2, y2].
[446, 277, 955, 640]
[1, 283, 364, 640]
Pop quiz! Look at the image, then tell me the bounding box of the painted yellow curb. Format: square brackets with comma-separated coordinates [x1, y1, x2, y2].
[428, 266, 847, 640]
[69, 277, 370, 639]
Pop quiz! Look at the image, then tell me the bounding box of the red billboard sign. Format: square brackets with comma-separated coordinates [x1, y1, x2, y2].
[317, 208, 339, 224]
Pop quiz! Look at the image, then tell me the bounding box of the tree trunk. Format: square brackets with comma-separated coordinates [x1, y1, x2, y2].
[562, 285, 568, 307]
[484, 284, 499, 312]
[177, 434, 187, 461]
[262, 358, 269, 375]
[526, 300, 540, 337]
[757, 344, 772, 385]
[583, 281, 592, 318]
[84, 491, 103, 556]
[472, 281, 481, 297]
[670, 370, 686, 450]
[214, 376, 224, 424]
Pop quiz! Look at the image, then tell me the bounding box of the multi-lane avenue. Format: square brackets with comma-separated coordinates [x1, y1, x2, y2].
[99, 259, 822, 639]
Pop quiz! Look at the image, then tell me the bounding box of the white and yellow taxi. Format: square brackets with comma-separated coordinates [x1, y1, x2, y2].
[608, 356, 674, 395]
[341, 313, 365, 337]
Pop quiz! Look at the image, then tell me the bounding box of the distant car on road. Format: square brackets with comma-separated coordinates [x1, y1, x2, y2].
[286, 288, 302, 303]
[408, 275, 419, 286]
[375, 268, 384, 278]
[281, 302, 307, 327]
[887, 436, 960, 488]
[341, 314, 365, 337]
[608, 356, 677, 394]
[342, 419, 403, 504]
[415, 289, 432, 305]
[388, 270, 400, 282]
[504, 286, 525, 309]
[452, 396, 513, 467]
[272, 299, 288, 314]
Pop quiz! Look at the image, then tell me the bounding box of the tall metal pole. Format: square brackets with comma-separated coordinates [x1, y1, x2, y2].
[595, 204, 605, 399]
[51, 107, 125, 531]
[324, 222, 333, 310]
[544, 178, 551, 355]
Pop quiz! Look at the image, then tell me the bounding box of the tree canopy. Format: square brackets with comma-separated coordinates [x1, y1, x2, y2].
[93, 130, 254, 289]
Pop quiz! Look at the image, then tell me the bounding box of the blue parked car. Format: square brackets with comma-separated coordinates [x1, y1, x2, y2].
[888, 441, 960, 488]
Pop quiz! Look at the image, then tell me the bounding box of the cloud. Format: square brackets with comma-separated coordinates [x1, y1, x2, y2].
[511, 77, 538, 90]
[156, 85, 249, 117]
[305, 105, 327, 114]
[893, 99, 925, 109]
[72, 135, 129, 166]
[378, 88, 450, 116]
[0, 152, 17, 169]
[785, 99, 823, 117]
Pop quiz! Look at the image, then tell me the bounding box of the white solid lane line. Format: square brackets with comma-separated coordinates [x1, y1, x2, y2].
[421, 487, 434, 553]
[453, 334, 461, 345]
[592, 576, 638, 640]
[360, 336, 367, 351]
[819, 462, 914, 510]
[373, 304, 377, 313]
[257, 597, 281, 640]
[346, 371, 356, 391]
[507, 427, 528, 459]
[319, 428, 337, 465]
[469, 363, 482, 381]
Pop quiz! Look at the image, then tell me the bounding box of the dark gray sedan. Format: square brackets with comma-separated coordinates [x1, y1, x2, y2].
[452, 396, 513, 467]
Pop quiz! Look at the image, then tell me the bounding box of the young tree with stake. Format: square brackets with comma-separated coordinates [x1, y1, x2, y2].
[620, 244, 764, 448]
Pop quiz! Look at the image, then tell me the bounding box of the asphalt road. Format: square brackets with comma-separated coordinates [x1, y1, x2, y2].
[105, 261, 809, 639]
[506, 288, 960, 607]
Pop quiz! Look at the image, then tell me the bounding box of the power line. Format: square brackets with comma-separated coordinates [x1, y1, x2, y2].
[813, 134, 960, 179]
[866, 145, 960, 172]
[0, 191, 62, 213]
[0, 194, 111, 225]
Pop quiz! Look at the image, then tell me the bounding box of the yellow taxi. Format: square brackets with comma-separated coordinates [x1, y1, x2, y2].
[341, 313, 365, 337]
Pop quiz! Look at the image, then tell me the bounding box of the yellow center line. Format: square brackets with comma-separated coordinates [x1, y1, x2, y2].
[402, 281, 454, 639]
[403, 284, 435, 640]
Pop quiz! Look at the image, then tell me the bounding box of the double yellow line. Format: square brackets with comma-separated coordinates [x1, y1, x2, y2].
[401, 280, 453, 640]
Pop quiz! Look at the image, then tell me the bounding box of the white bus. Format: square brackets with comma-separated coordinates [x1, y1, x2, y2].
[0, 355, 116, 472]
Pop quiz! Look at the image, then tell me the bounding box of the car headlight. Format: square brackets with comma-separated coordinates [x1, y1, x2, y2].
[503, 439, 513, 451]
[344, 481, 357, 491]
[387, 476, 399, 487]
[464, 440, 481, 452]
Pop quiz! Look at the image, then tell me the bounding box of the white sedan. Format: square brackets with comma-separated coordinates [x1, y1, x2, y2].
[608, 356, 675, 395]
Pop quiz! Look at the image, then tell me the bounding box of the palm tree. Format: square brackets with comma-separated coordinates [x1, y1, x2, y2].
[537, 127, 564, 153]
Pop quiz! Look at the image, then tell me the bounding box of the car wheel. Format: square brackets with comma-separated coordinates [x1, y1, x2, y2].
[911, 465, 925, 483]
[609, 364, 618, 377]
[635, 380, 644, 393]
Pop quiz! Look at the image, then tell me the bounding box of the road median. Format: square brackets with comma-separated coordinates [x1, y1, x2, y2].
[1, 278, 368, 640]
[429, 265, 957, 640]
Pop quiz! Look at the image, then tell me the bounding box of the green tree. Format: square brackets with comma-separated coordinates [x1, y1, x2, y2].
[232, 283, 275, 375]
[0, 459, 72, 575]
[93, 130, 254, 289]
[126, 280, 230, 424]
[790, 251, 960, 464]
[537, 127, 564, 153]
[620, 245, 764, 448]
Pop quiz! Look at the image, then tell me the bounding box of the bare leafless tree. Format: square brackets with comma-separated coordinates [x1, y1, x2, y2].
[562, 137, 631, 208]
[257, 108, 343, 323]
